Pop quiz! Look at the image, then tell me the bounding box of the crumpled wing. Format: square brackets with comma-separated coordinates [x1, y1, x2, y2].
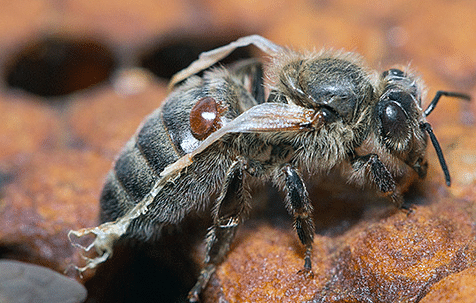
[168, 35, 284, 90]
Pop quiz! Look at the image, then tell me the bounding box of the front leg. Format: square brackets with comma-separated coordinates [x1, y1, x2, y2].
[281, 165, 315, 276]
[350, 153, 403, 207]
[188, 158, 250, 302]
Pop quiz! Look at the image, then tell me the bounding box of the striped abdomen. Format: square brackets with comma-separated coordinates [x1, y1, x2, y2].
[99, 62, 265, 235]
[98, 80, 209, 221]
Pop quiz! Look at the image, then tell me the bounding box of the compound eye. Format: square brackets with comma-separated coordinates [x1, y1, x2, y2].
[321, 107, 338, 123]
[380, 101, 408, 138]
[190, 97, 221, 140]
[382, 68, 405, 78]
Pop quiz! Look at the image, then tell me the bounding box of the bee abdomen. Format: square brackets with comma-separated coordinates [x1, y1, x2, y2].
[100, 108, 180, 223]
[136, 108, 181, 172]
[99, 171, 132, 223]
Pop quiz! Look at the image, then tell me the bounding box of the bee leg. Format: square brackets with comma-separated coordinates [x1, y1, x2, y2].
[351, 154, 403, 207]
[188, 159, 250, 302]
[281, 164, 315, 277]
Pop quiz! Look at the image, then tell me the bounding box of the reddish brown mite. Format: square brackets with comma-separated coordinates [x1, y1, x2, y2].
[190, 97, 222, 140]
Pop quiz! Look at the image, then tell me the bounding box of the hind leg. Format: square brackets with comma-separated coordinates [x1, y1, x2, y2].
[188, 158, 250, 302]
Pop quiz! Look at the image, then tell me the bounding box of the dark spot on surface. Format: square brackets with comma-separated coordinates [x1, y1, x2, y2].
[84, 214, 210, 303]
[5, 36, 116, 97]
[0, 170, 14, 191]
[140, 36, 252, 80]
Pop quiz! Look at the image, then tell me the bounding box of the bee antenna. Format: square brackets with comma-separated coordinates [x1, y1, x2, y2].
[421, 90, 470, 185]
[424, 91, 471, 117]
[420, 122, 451, 186]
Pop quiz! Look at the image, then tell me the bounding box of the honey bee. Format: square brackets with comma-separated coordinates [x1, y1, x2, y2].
[69, 35, 470, 302]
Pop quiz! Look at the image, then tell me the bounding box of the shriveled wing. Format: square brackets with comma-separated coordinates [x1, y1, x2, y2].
[168, 35, 284, 89]
[68, 169, 176, 273]
[68, 97, 320, 276]
[161, 102, 320, 177]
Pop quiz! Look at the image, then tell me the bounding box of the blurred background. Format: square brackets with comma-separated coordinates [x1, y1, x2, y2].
[0, 0, 475, 302]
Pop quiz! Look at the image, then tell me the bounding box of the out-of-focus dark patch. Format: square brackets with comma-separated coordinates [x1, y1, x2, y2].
[400, 181, 428, 209]
[0, 244, 25, 259]
[140, 36, 253, 80]
[5, 36, 117, 97]
[84, 213, 210, 303]
[0, 170, 14, 192]
[0, 243, 40, 264]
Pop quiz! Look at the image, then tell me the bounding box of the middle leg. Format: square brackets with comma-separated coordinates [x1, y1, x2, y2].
[188, 158, 250, 302]
[280, 164, 315, 275]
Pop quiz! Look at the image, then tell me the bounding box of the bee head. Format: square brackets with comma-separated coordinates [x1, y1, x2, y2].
[377, 68, 470, 186]
[377, 69, 422, 153]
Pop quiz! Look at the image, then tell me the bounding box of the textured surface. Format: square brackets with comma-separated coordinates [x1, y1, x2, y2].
[0, 0, 475, 302]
